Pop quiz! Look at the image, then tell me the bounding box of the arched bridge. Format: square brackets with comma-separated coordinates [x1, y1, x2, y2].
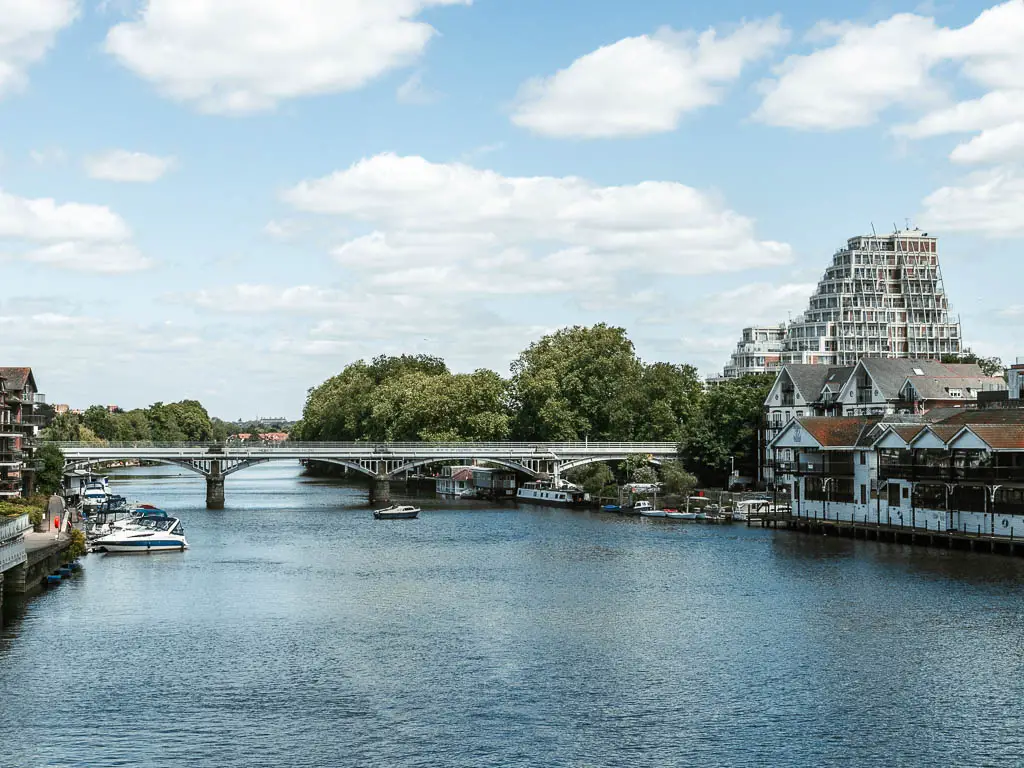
[51, 441, 678, 508]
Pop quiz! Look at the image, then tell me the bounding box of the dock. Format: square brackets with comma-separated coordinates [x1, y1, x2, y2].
[752, 513, 1024, 558]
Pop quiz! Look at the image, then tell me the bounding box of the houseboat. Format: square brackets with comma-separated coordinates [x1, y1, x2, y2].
[516, 481, 588, 507]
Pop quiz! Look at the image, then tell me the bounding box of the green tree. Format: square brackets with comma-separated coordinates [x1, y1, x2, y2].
[566, 462, 615, 495]
[635, 362, 704, 441]
[43, 413, 82, 442]
[659, 460, 698, 497]
[941, 349, 1005, 378]
[679, 374, 774, 487]
[510, 324, 644, 440]
[83, 406, 117, 441]
[146, 403, 188, 442]
[35, 443, 65, 494]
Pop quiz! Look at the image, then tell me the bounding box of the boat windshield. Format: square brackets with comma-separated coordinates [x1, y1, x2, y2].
[136, 517, 177, 531]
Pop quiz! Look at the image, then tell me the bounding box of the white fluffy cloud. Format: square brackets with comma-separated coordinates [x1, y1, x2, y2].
[0, 189, 130, 241]
[84, 150, 176, 182]
[894, 90, 1024, 140]
[0, 188, 149, 272]
[950, 122, 1024, 165]
[104, 0, 469, 114]
[756, 2, 1024, 131]
[0, 0, 78, 98]
[512, 18, 788, 138]
[283, 153, 791, 293]
[921, 169, 1024, 237]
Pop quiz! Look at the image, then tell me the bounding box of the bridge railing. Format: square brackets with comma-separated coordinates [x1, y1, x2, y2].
[52, 440, 679, 453]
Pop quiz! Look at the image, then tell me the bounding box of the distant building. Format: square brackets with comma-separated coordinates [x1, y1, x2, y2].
[715, 325, 787, 381]
[0, 367, 45, 498]
[437, 465, 475, 497]
[716, 229, 964, 380]
[436, 464, 517, 499]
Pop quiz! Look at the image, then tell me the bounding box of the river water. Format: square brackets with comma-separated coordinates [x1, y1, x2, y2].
[2, 463, 1023, 767]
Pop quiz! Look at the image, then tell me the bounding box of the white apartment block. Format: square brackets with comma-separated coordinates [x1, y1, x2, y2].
[781, 229, 962, 366]
[715, 229, 964, 381]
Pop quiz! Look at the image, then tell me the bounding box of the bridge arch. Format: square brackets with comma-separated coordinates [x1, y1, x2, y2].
[384, 457, 541, 480]
[556, 455, 664, 475]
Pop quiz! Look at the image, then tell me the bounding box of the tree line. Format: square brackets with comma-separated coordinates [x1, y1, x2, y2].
[44, 400, 226, 443]
[293, 324, 773, 487]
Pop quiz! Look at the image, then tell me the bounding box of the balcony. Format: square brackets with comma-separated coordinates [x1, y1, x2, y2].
[0, 450, 25, 466]
[879, 464, 1024, 483]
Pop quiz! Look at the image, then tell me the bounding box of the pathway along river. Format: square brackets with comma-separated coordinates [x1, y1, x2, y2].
[2, 463, 1023, 767]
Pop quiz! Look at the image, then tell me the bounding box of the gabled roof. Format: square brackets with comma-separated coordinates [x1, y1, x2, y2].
[799, 416, 882, 448]
[775, 365, 854, 404]
[451, 469, 474, 482]
[961, 425, 1024, 450]
[0, 367, 33, 391]
[903, 375, 1006, 400]
[857, 359, 988, 401]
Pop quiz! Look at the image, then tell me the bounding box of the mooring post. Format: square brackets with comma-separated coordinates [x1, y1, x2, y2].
[370, 476, 391, 505]
[206, 460, 225, 510]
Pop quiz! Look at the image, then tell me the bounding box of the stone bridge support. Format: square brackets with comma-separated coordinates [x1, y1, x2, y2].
[370, 476, 390, 505]
[206, 460, 225, 510]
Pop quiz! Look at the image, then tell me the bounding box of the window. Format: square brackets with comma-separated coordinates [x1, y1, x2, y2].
[860, 452, 866, 465]
[861, 485, 867, 505]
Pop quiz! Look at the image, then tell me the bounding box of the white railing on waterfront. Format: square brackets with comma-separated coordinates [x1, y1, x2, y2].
[0, 537, 28, 572]
[0, 513, 30, 544]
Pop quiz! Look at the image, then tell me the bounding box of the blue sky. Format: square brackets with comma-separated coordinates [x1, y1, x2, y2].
[1, 0, 1021, 419]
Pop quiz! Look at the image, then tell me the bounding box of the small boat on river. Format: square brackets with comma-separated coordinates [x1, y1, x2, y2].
[640, 508, 667, 518]
[373, 505, 421, 520]
[666, 509, 697, 520]
[93, 516, 188, 553]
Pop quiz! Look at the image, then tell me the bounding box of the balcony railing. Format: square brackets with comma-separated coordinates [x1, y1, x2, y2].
[880, 464, 1024, 483]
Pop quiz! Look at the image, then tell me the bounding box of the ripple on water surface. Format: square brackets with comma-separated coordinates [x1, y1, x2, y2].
[2, 463, 1023, 768]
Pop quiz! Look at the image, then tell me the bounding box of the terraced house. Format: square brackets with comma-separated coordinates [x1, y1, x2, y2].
[769, 403, 1024, 538]
[761, 359, 1007, 488]
[0, 368, 44, 498]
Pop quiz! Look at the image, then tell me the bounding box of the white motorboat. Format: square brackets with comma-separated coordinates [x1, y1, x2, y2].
[731, 500, 772, 522]
[93, 516, 188, 553]
[630, 500, 654, 516]
[639, 507, 667, 518]
[81, 480, 110, 509]
[373, 505, 420, 520]
[110, 508, 169, 531]
[666, 510, 697, 520]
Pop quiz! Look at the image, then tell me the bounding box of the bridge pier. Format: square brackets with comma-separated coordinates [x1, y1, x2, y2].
[369, 476, 390, 505]
[206, 460, 225, 509]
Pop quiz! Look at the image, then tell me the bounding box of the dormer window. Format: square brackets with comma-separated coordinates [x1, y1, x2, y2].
[948, 388, 963, 398]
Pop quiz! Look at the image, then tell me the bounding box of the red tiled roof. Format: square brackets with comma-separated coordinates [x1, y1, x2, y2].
[936, 409, 1024, 426]
[799, 417, 881, 448]
[963, 425, 1024, 450]
[0, 367, 31, 390]
[452, 469, 474, 481]
[892, 425, 926, 443]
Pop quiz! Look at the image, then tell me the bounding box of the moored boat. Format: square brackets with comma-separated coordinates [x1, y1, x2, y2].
[639, 508, 667, 518]
[516, 481, 587, 507]
[666, 510, 697, 520]
[373, 505, 421, 520]
[93, 516, 188, 553]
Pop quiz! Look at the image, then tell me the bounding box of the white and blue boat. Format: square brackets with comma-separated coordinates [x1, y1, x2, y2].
[93, 516, 188, 553]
